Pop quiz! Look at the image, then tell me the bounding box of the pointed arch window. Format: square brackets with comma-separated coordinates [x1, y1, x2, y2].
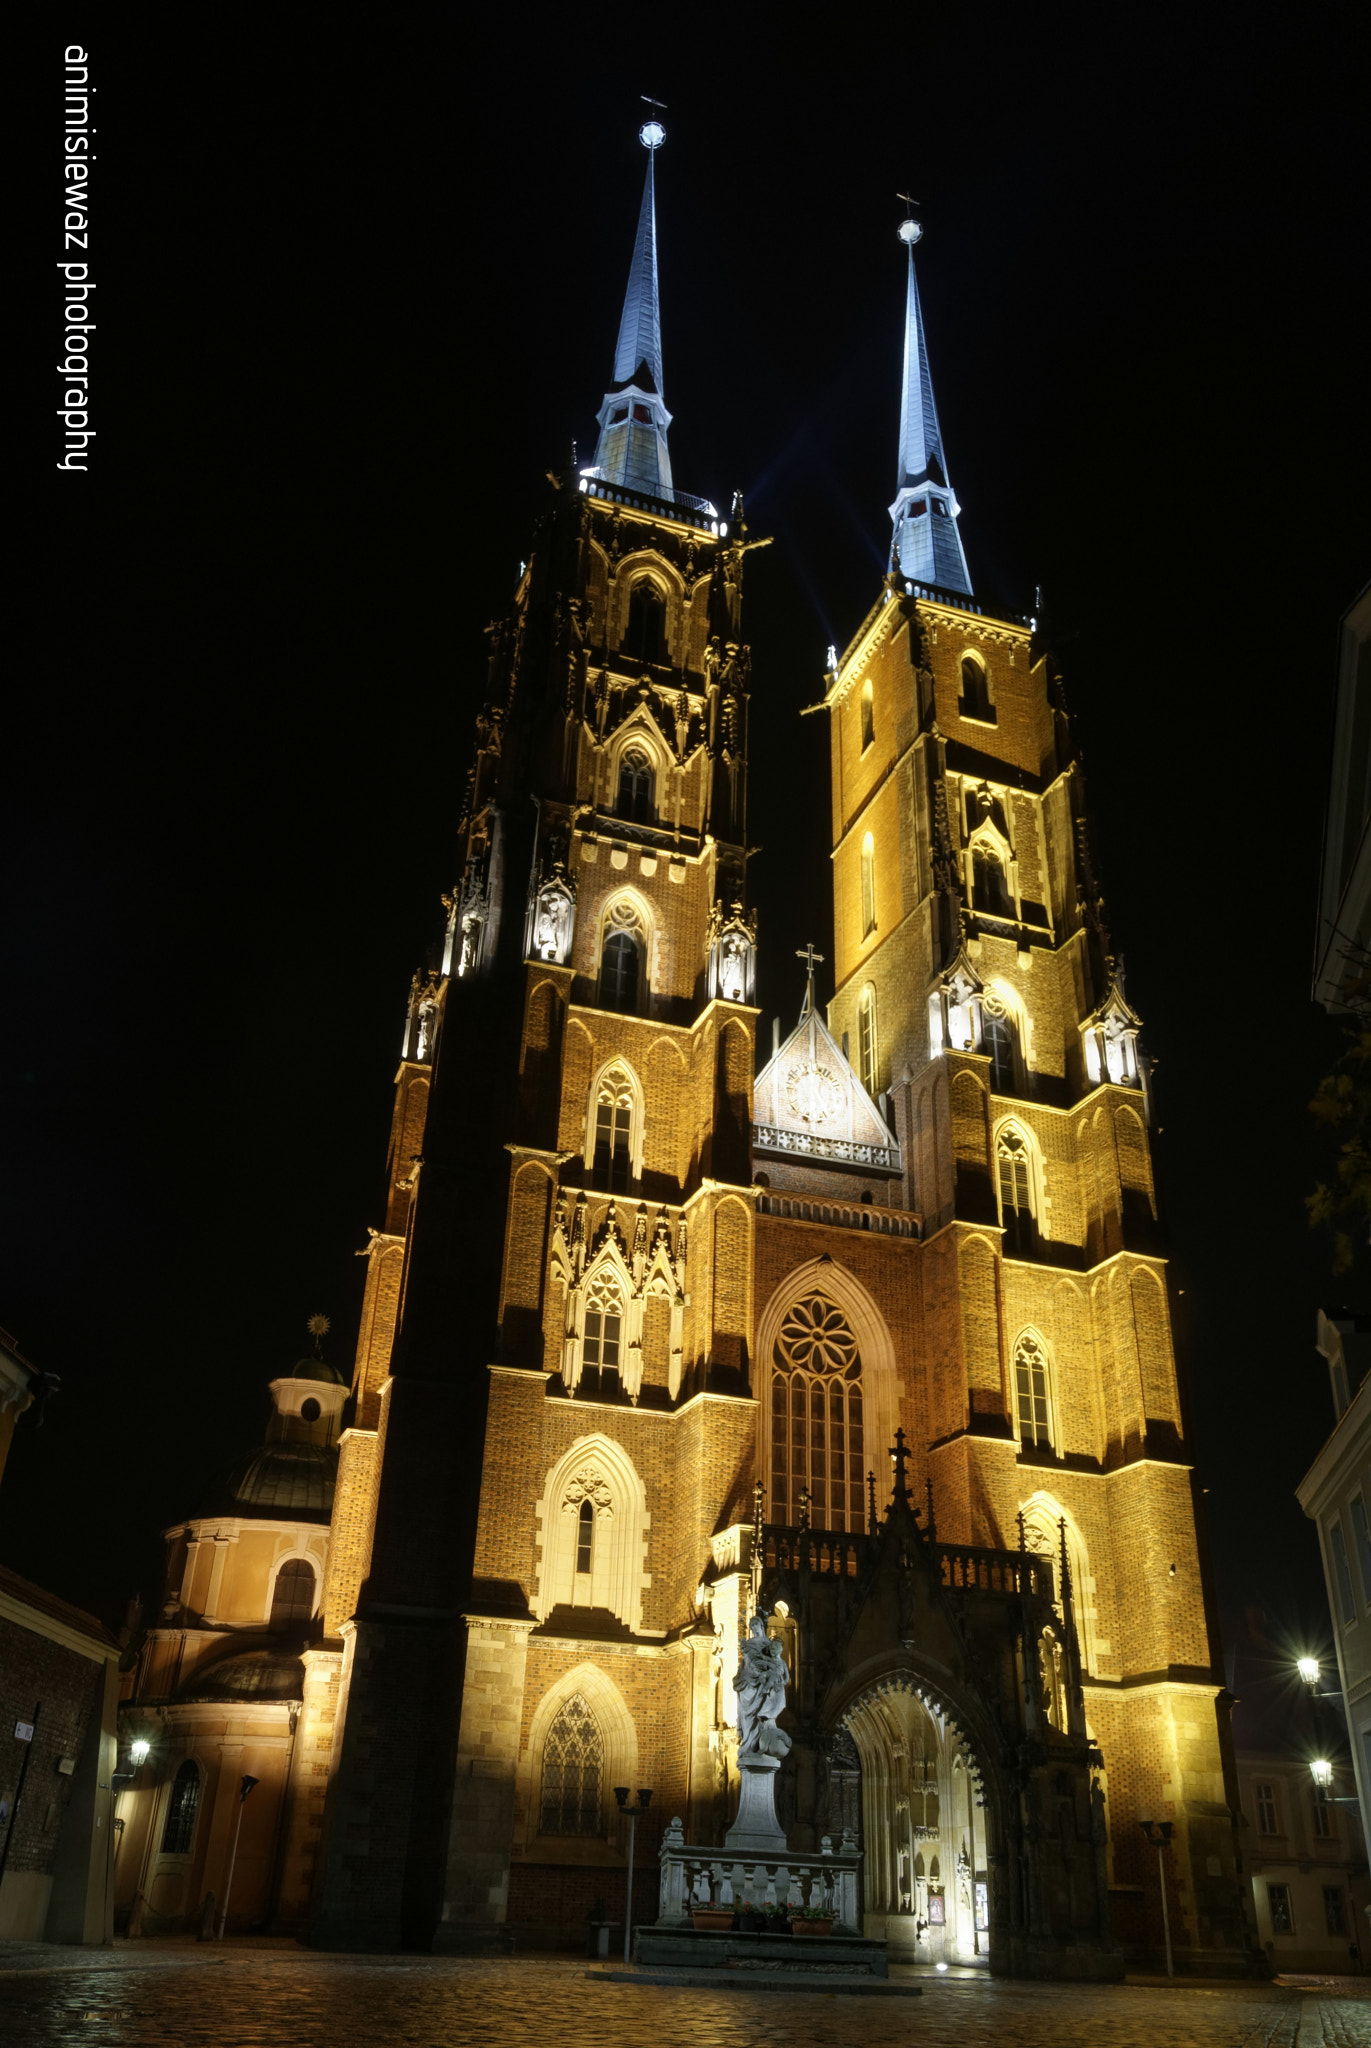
[625, 582, 665, 665]
[599, 903, 646, 1013]
[861, 833, 876, 937]
[269, 1557, 316, 1628]
[858, 986, 878, 1096]
[860, 677, 875, 751]
[973, 843, 1011, 917]
[996, 1125, 1037, 1254]
[160, 1760, 202, 1855]
[770, 1293, 864, 1532]
[984, 1010, 1016, 1092]
[575, 1498, 594, 1576]
[616, 747, 655, 823]
[583, 1269, 624, 1378]
[539, 1693, 604, 1837]
[1013, 1332, 1053, 1449]
[593, 1066, 636, 1192]
[959, 653, 995, 723]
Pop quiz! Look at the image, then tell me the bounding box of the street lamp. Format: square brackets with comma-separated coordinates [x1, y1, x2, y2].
[1298, 1656, 1321, 1688]
[1139, 1820, 1174, 1978]
[1310, 1758, 1334, 1789]
[613, 1786, 653, 1967]
[215, 1775, 259, 1940]
[129, 1739, 150, 1766]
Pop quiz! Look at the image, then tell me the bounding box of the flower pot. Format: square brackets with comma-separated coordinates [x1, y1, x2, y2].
[791, 1918, 834, 1937]
[691, 1910, 735, 1931]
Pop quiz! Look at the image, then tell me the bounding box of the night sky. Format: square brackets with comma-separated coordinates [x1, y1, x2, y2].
[11, 16, 1368, 1670]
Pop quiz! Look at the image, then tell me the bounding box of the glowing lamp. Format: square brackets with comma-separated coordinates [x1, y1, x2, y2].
[1310, 1758, 1334, 1789]
[129, 1739, 150, 1765]
[1297, 1656, 1320, 1686]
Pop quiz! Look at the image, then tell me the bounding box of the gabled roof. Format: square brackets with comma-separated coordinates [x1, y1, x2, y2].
[753, 997, 900, 1176]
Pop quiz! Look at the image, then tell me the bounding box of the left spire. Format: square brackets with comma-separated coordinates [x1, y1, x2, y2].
[589, 115, 674, 501]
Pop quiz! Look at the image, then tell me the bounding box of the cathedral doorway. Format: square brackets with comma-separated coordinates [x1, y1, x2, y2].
[838, 1677, 992, 1965]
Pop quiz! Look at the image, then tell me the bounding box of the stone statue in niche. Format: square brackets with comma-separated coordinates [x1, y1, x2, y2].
[734, 1614, 791, 1762]
[457, 914, 483, 978]
[532, 876, 574, 963]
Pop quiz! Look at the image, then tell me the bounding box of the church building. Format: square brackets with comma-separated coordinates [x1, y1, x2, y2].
[116, 123, 1257, 1977]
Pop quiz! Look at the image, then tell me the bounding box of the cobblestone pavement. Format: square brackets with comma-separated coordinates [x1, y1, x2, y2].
[0, 1944, 1368, 2048]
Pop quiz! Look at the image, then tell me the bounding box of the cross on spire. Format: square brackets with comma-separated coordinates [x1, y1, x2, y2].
[796, 942, 825, 1018]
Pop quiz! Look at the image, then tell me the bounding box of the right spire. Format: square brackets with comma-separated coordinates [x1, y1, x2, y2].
[888, 213, 972, 596]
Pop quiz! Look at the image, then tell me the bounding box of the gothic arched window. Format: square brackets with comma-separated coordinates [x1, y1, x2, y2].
[959, 653, 994, 723]
[973, 844, 1011, 917]
[539, 1693, 604, 1837]
[770, 1293, 864, 1532]
[575, 1498, 594, 1576]
[625, 582, 665, 665]
[996, 1126, 1037, 1253]
[161, 1760, 202, 1855]
[985, 1011, 1016, 1092]
[593, 1066, 636, 1191]
[616, 747, 655, 823]
[860, 677, 875, 751]
[269, 1557, 316, 1628]
[858, 986, 878, 1096]
[861, 834, 876, 937]
[1013, 1332, 1052, 1448]
[583, 1269, 624, 1378]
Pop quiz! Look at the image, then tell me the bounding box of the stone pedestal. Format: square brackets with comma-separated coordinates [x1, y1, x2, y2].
[723, 1756, 787, 1855]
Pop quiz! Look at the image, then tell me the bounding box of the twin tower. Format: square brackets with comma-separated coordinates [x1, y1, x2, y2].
[119, 123, 1256, 1977]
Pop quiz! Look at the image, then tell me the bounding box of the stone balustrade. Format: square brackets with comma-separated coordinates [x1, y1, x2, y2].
[657, 1815, 861, 1931]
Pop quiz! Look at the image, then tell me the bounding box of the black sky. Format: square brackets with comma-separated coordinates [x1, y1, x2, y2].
[11, 12, 1369, 1661]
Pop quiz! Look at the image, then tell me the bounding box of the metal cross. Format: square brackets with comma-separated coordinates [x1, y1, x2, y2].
[641, 94, 669, 115]
[896, 191, 921, 213]
[795, 942, 825, 974]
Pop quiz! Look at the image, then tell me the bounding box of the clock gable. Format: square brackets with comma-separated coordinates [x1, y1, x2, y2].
[753, 1001, 900, 1178]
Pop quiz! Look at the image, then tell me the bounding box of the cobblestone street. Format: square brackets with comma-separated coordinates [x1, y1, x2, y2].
[0, 1945, 1368, 2048]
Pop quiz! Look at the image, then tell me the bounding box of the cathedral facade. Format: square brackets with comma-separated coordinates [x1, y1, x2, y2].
[116, 128, 1256, 1977]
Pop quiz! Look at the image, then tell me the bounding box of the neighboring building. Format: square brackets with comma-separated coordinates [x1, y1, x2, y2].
[118, 129, 1257, 1974]
[1312, 580, 1371, 1010]
[112, 1339, 344, 1934]
[1298, 1313, 1371, 1910]
[0, 1329, 121, 1944]
[1299, 580, 1371, 1926]
[1228, 1608, 1368, 1973]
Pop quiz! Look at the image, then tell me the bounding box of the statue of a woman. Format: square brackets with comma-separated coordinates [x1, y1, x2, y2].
[734, 1614, 791, 1761]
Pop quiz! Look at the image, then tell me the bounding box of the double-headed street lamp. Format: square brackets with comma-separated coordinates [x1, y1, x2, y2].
[613, 1786, 653, 1967]
[1138, 1819, 1174, 1977]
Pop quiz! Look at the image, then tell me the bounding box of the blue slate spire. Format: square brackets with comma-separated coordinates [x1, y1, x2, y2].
[888, 218, 971, 595]
[591, 122, 674, 500]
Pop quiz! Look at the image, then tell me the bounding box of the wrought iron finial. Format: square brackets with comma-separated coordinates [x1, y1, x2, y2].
[1016, 1509, 1027, 1553]
[890, 1428, 912, 1509]
[867, 1469, 878, 1537]
[798, 1486, 811, 1534]
[925, 1476, 937, 1544]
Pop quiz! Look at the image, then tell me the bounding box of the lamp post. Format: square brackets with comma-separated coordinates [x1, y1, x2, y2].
[216, 1775, 259, 1940]
[1139, 1820, 1174, 1977]
[613, 1786, 653, 1966]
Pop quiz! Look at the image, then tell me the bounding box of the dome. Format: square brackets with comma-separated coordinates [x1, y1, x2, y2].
[227, 1440, 337, 1517]
[279, 1356, 347, 1387]
[181, 1648, 305, 1702]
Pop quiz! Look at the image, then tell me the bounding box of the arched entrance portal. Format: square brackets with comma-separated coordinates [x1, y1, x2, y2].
[840, 1678, 990, 1964]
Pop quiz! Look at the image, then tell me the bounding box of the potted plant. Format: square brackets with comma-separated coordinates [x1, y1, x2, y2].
[738, 1899, 768, 1935]
[690, 1898, 735, 1931]
[791, 1905, 835, 1937]
[762, 1904, 792, 1936]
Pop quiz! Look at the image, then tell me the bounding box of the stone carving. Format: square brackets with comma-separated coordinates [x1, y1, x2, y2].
[562, 1469, 613, 1518]
[706, 898, 757, 1005]
[734, 1614, 791, 1763]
